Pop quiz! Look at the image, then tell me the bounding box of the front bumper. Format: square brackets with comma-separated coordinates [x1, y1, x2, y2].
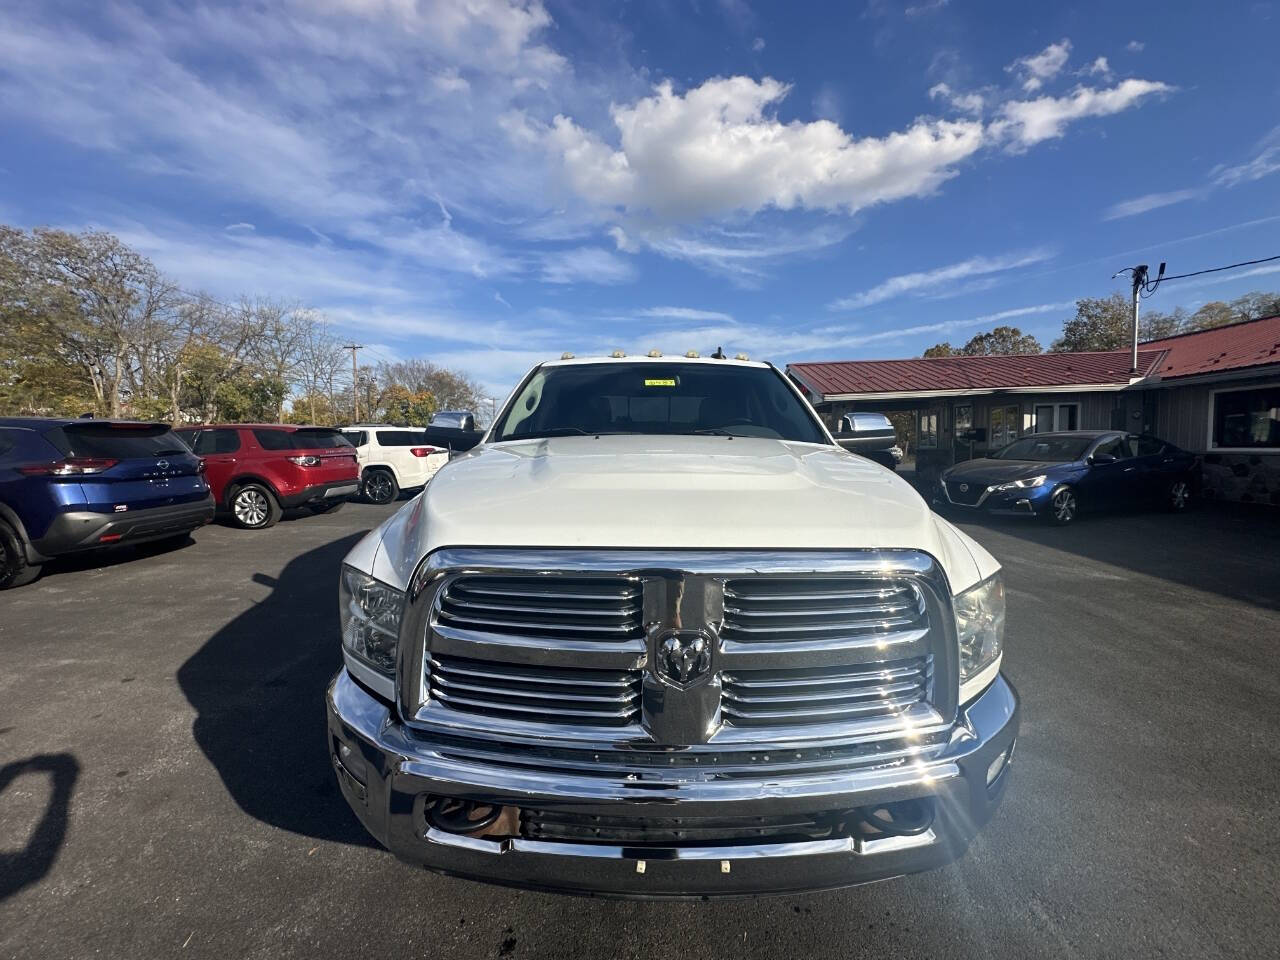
[326, 669, 1020, 898]
[29, 495, 215, 561]
[935, 481, 1051, 517]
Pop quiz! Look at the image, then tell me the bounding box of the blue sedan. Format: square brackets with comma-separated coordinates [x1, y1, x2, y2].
[934, 430, 1198, 525]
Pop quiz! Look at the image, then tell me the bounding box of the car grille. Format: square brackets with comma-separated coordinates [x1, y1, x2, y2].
[945, 480, 986, 506]
[721, 657, 932, 727]
[436, 575, 643, 643]
[416, 553, 951, 750]
[721, 577, 927, 643]
[520, 807, 851, 846]
[427, 655, 642, 726]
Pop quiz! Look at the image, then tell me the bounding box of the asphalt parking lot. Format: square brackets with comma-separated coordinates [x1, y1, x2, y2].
[1, 499, 1277, 959]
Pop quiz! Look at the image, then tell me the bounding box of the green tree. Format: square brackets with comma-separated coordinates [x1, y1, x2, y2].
[1052, 293, 1132, 352]
[922, 326, 1041, 358]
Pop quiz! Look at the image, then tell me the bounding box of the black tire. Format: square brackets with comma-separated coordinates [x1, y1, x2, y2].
[0, 519, 41, 589]
[1167, 477, 1193, 512]
[229, 483, 282, 529]
[1045, 485, 1079, 526]
[311, 500, 346, 515]
[362, 469, 399, 505]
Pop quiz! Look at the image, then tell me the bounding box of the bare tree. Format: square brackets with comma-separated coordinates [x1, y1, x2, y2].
[294, 310, 347, 424]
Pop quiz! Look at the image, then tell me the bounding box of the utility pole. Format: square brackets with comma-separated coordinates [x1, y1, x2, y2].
[1128, 265, 1146, 375]
[344, 344, 362, 421]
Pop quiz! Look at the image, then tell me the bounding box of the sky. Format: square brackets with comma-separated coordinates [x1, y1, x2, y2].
[2, 0, 1279, 398]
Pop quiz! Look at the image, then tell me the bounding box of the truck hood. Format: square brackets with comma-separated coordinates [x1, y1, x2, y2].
[363, 435, 998, 594]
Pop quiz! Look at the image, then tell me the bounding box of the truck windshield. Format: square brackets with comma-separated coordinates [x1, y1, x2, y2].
[492, 362, 830, 444]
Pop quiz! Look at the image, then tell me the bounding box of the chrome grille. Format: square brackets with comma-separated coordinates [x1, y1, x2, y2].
[721, 577, 927, 643]
[427, 655, 642, 726]
[722, 657, 931, 727]
[436, 575, 643, 643]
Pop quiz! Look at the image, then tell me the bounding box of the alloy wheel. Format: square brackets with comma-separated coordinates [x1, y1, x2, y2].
[1170, 480, 1191, 510]
[365, 473, 394, 504]
[234, 489, 270, 527]
[1052, 488, 1077, 524]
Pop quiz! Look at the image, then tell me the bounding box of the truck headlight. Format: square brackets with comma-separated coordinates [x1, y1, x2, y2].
[992, 474, 1046, 492]
[955, 573, 1005, 700]
[340, 565, 404, 679]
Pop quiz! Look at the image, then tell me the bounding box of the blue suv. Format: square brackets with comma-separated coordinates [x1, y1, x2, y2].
[0, 418, 215, 588]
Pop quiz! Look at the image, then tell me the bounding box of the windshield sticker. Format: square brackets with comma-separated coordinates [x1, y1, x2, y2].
[644, 378, 677, 387]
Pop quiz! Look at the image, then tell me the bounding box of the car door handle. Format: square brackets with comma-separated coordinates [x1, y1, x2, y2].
[1123, 466, 1136, 472]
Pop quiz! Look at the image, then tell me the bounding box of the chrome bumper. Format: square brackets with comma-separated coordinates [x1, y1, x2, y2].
[326, 669, 1019, 898]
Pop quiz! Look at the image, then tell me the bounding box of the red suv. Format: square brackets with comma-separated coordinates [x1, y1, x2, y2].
[176, 424, 359, 529]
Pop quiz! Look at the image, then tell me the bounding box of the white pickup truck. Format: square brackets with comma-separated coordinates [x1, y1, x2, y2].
[327, 354, 1018, 897]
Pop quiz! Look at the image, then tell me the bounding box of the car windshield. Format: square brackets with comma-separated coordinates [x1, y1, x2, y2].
[491, 362, 829, 444]
[993, 436, 1093, 462]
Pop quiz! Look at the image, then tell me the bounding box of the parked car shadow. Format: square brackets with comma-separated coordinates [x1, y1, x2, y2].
[950, 502, 1280, 611]
[0, 753, 79, 902]
[176, 532, 376, 847]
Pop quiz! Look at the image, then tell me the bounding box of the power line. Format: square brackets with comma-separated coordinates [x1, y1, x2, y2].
[1150, 253, 1280, 284]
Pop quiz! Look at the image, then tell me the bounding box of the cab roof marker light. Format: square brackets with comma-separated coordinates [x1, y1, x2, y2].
[610, 349, 626, 358]
[560, 352, 575, 360]
[685, 350, 699, 358]
[647, 349, 662, 358]
[735, 353, 750, 361]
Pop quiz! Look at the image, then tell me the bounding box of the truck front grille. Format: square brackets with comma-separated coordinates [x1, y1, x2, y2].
[721, 657, 931, 727]
[437, 575, 643, 643]
[427, 655, 642, 726]
[722, 577, 926, 644]
[414, 551, 955, 751]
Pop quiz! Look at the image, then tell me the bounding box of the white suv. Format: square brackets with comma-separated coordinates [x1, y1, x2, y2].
[340, 426, 449, 504]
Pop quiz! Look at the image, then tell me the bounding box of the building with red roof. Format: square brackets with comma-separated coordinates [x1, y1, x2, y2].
[787, 314, 1280, 504]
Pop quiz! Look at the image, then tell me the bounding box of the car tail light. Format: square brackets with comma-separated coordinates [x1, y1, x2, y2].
[409, 446, 443, 458]
[18, 458, 119, 476]
[287, 455, 322, 466]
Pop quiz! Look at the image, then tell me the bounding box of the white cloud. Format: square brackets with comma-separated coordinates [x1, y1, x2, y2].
[1102, 188, 1200, 220]
[1085, 56, 1111, 78]
[752, 37, 765, 52]
[995, 78, 1172, 149]
[225, 222, 255, 232]
[617, 222, 853, 284]
[829, 249, 1053, 310]
[1212, 126, 1280, 187]
[536, 76, 985, 222]
[539, 247, 637, 285]
[634, 306, 735, 323]
[1008, 39, 1072, 92]
[928, 82, 983, 115]
[1126, 40, 1145, 52]
[905, 0, 950, 15]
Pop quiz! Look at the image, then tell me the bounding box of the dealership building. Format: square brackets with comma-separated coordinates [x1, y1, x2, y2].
[787, 314, 1280, 505]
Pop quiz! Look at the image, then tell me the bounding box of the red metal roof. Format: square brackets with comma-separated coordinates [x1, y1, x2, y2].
[788, 314, 1280, 399]
[789, 350, 1163, 398]
[1146, 313, 1280, 380]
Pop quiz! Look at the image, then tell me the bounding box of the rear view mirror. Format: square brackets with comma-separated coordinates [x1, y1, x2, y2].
[1090, 453, 1117, 465]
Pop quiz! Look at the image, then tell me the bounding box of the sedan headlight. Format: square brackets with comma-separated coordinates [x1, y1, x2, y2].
[992, 474, 1047, 493]
[955, 573, 1005, 700]
[339, 566, 404, 680]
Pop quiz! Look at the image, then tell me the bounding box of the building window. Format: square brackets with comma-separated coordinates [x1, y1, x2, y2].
[918, 409, 940, 449]
[1211, 386, 1280, 450]
[1033, 402, 1079, 433]
[989, 404, 1021, 450]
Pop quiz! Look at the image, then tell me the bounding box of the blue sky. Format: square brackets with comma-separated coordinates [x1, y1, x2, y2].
[2, 1, 1278, 395]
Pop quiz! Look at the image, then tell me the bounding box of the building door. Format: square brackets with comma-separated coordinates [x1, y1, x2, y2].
[989, 404, 1021, 451]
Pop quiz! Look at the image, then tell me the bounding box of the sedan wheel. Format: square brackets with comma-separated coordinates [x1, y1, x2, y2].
[1169, 479, 1192, 511]
[1049, 487, 1078, 525]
